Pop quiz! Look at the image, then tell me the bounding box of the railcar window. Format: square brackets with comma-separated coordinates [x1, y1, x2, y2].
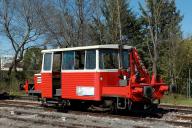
[86, 50, 96, 69]
[62, 51, 75, 70]
[43, 53, 52, 71]
[122, 50, 129, 69]
[75, 51, 85, 69]
[99, 49, 118, 69]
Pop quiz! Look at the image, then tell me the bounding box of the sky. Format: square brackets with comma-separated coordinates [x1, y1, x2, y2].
[175, 0, 192, 37]
[0, 0, 192, 56]
[130, 0, 192, 38]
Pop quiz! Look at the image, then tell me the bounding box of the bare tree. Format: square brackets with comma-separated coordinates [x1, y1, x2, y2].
[0, 0, 43, 76]
[69, 0, 93, 46]
[35, 0, 93, 47]
[86, 0, 104, 44]
[139, 0, 163, 79]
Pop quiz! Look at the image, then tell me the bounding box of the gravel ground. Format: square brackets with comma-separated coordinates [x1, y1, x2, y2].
[0, 118, 59, 128]
[0, 106, 187, 128]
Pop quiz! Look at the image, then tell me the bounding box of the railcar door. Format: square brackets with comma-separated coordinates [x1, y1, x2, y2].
[41, 52, 53, 98]
[52, 52, 62, 96]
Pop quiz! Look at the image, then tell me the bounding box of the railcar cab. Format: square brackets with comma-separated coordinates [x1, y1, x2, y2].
[40, 45, 132, 98]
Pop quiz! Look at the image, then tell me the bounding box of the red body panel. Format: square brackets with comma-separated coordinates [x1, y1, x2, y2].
[61, 72, 100, 100]
[102, 86, 130, 97]
[41, 73, 52, 98]
[61, 71, 131, 100]
[99, 71, 130, 97]
[99, 72, 119, 87]
[34, 75, 41, 91]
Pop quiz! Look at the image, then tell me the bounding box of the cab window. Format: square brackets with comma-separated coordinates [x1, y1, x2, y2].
[62, 51, 75, 70]
[122, 50, 129, 69]
[99, 49, 118, 69]
[43, 53, 52, 71]
[86, 50, 96, 69]
[75, 50, 85, 69]
[62, 50, 96, 70]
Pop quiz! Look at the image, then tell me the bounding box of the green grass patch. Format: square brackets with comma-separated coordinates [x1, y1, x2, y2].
[161, 93, 192, 106]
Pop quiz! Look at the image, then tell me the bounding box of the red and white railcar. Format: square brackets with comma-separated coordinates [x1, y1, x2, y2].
[22, 44, 168, 111]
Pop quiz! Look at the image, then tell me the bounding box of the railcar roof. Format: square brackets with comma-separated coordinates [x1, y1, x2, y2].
[41, 44, 133, 53]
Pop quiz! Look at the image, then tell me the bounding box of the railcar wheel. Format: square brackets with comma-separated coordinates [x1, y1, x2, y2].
[41, 98, 48, 107]
[110, 101, 118, 114]
[132, 102, 144, 111]
[57, 100, 69, 112]
[70, 101, 90, 111]
[81, 103, 89, 111]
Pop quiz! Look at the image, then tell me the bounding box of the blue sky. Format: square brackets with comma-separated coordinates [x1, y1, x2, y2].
[175, 0, 192, 37]
[0, 0, 192, 56]
[130, 0, 192, 38]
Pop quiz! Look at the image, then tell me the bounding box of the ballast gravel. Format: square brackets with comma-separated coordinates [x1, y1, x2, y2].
[0, 106, 187, 128]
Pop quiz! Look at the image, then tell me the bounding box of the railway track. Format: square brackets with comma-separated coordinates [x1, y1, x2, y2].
[12, 95, 39, 101]
[160, 104, 192, 110]
[159, 104, 192, 114]
[11, 95, 192, 109]
[175, 114, 192, 121]
[6, 96, 192, 116]
[0, 100, 42, 110]
[0, 99, 192, 128]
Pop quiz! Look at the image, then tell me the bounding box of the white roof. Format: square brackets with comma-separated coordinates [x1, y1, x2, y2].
[41, 44, 133, 53]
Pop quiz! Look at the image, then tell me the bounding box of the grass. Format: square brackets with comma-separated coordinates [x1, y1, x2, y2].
[161, 93, 192, 106]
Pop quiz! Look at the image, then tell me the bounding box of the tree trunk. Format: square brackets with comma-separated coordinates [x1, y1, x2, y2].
[152, 44, 158, 79]
[8, 50, 19, 77]
[8, 62, 14, 77]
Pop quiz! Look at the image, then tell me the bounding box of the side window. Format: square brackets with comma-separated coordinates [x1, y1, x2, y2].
[62, 51, 74, 70]
[43, 53, 52, 71]
[75, 50, 85, 69]
[86, 50, 96, 69]
[99, 49, 118, 69]
[122, 50, 129, 69]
